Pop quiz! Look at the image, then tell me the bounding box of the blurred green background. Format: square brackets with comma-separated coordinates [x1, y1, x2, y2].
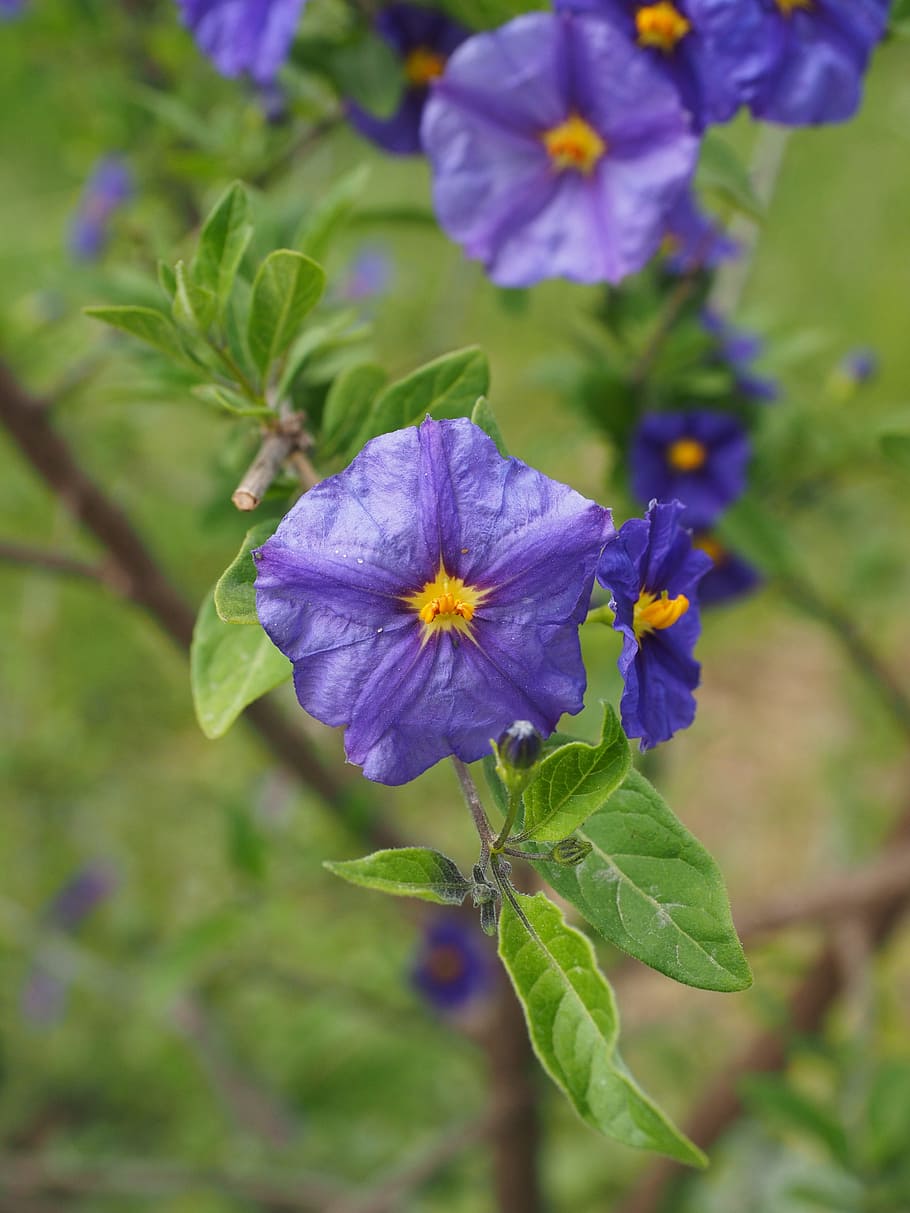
[2, 3, 910, 1210]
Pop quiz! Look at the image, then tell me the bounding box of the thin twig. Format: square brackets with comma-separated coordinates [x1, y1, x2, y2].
[451, 757, 495, 849]
[232, 429, 300, 510]
[0, 540, 115, 587]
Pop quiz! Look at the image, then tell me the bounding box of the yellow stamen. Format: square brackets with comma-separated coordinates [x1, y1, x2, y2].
[666, 437, 708, 472]
[693, 534, 726, 565]
[776, 0, 812, 13]
[635, 2, 691, 52]
[542, 114, 606, 175]
[404, 46, 447, 87]
[633, 590, 690, 640]
[406, 564, 485, 639]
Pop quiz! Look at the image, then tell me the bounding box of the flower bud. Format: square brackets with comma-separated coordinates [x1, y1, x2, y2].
[551, 836, 592, 867]
[496, 721, 542, 771]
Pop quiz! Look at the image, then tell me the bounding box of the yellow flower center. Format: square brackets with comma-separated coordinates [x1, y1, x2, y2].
[635, 2, 692, 51]
[542, 114, 607, 175]
[666, 437, 708, 472]
[406, 564, 484, 639]
[693, 534, 726, 565]
[633, 590, 690, 640]
[404, 46, 447, 87]
[776, 0, 812, 13]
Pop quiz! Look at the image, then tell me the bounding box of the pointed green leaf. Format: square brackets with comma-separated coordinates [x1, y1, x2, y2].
[158, 260, 177, 301]
[697, 134, 765, 221]
[191, 384, 273, 419]
[321, 363, 388, 459]
[192, 181, 253, 317]
[357, 347, 490, 444]
[84, 305, 187, 361]
[470, 396, 508, 456]
[248, 250, 326, 377]
[214, 521, 278, 625]
[294, 165, 372, 263]
[173, 259, 217, 332]
[191, 592, 291, 739]
[499, 890, 705, 1166]
[521, 705, 631, 842]
[531, 769, 751, 992]
[324, 848, 472, 905]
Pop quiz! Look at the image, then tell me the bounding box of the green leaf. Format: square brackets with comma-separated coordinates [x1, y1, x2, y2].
[324, 34, 403, 117]
[295, 165, 372, 264]
[324, 848, 472, 905]
[191, 384, 273, 419]
[321, 363, 388, 460]
[697, 134, 764, 222]
[191, 592, 291, 739]
[498, 890, 705, 1166]
[522, 704, 630, 842]
[470, 396, 509, 457]
[191, 181, 253, 319]
[158, 260, 177, 301]
[84, 305, 187, 362]
[173, 259, 217, 332]
[880, 431, 910, 472]
[247, 250, 326, 378]
[357, 347, 490, 445]
[531, 769, 751, 993]
[742, 1075, 849, 1165]
[439, 0, 544, 30]
[214, 521, 278, 625]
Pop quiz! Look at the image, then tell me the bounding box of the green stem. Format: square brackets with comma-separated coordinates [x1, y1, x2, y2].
[585, 603, 616, 627]
[210, 341, 263, 403]
[492, 790, 522, 854]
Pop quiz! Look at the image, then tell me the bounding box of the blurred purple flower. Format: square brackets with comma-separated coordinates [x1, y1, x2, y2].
[662, 191, 740, 275]
[69, 157, 132, 261]
[0, 0, 25, 19]
[630, 410, 751, 529]
[176, 0, 307, 83]
[421, 12, 699, 287]
[553, 0, 766, 129]
[692, 532, 762, 606]
[21, 966, 68, 1028]
[349, 4, 468, 154]
[412, 918, 492, 1012]
[839, 346, 879, 385]
[598, 500, 711, 749]
[254, 417, 612, 785]
[744, 0, 890, 125]
[337, 245, 394, 302]
[46, 863, 118, 930]
[702, 309, 778, 403]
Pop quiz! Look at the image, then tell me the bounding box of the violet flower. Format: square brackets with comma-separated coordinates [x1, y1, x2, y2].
[553, 0, 766, 129]
[349, 4, 468, 154]
[692, 533, 762, 606]
[702, 309, 778, 403]
[598, 500, 711, 749]
[421, 12, 699, 287]
[744, 0, 890, 126]
[630, 410, 751, 529]
[255, 417, 612, 785]
[662, 190, 740, 275]
[68, 157, 132, 262]
[175, 0, 307, 83]
[412, 918, 492, 1012]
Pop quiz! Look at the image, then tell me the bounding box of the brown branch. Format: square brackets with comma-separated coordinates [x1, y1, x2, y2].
[232, 428, 299, 510]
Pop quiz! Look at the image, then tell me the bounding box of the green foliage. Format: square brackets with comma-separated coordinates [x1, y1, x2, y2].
[880, 431, 910, 471]
[190, 592, 291, 739]
[697, 133, 765, 221]
[531, 769, 751, 992]
[498, 890, 705, 1166]
[520, 704, 630, 843]
[356, 347, 490, 444]
[191, 384, 273, 418]
[439, 0, 546, 29]
[324, 848, 473, 905]
[214, 521, 278, 625]
[742, 1075, 850, 1166]
[324, 33, 403, 116]
[191, 181, 254, 321]
[173, 259, 217, 333]
[84, 304, 189, 363]
[294, 165, 373, 264]
[320, 363, 388, 460]
[470, 396, 509, 456]
[248, 250, 327, 379]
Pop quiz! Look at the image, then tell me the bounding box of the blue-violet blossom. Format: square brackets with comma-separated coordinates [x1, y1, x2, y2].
[176, 0, 307, 83]
[349, 4, 468, 154]
[598, 500, 711, 749]
[254, 417, 612, 785]
[692, 533, 762, 606]
[412, 918, 492, 1012]
[701, 309, 778, 403]
[662, 190, 740, 275]
[421, 12, 699, 287]
[69, 157, 132, 261]
[630, 409, 751, 528]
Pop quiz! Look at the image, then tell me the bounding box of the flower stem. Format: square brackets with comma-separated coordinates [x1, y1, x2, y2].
[492, 790, 521, 854]
[451, 757, 495, 849]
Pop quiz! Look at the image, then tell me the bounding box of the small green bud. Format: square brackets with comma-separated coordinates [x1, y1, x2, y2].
[551, 836, 593, 867]
[497, 720, 543, 770]
[479, 899, 499, 937]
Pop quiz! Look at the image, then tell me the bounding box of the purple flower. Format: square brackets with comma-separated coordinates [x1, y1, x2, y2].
[692, 533, 762, 605]
[702, 309, 778, 403]
[349, 4, 468, 154]
[412, 918, 492, 1012]
[176, 0, 307, 83]
[839, 347, 879, 385]
[630, 410, 751, 529]
[662, 190, 740, 275]
[68, 157, 132, 261]
[1, 0, 25, 20]
[598, 500, 711, 749]
[337, 245, 394, 302]
[744, 0, 890, 126]
[421, 13, 699, 288]
[553, 0, 766, 129]
[21, 966, 68, 1028]
[46, 863, 118, 930]
[255, 417, 612, 785]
